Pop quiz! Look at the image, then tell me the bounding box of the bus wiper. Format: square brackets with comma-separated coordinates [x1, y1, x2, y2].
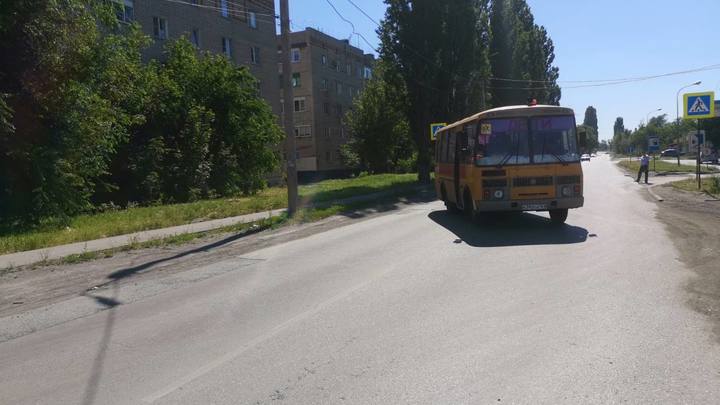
[496, 135, 522, 167]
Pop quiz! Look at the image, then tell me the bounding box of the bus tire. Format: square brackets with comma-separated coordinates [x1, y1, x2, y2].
[549, 209, 568, 225]
[441, 184, 460, 214]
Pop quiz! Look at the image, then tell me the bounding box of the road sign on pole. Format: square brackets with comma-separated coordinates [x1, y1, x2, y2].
[683, 91, 715, 119]
[648, 135, 659, 153]
[430, 123, 446, 141]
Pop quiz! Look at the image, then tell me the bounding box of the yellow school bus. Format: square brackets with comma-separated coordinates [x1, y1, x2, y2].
[434, 104, 584, 224]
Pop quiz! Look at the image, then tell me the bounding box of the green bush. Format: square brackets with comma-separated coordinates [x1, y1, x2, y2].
[0, 1, 283, 225]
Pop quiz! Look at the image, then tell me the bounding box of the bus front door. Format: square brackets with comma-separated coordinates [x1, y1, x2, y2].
[453, 131, 464, 207]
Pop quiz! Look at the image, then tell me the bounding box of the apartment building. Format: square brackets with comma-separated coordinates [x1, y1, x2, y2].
[114, 0, 281, 114]
[281, 28, 374, 173]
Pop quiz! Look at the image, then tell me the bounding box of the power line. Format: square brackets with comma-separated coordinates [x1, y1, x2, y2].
[159, 0, 278, 22]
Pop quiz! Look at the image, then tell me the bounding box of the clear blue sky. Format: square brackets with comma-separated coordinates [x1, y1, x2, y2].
[278, 0, 720, 141]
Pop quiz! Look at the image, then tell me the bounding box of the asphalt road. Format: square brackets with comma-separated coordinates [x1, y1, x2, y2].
[2, 155, 720, 404]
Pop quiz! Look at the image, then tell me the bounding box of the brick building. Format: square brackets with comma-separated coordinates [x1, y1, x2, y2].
[281, 28, 374, 174]
[114, 0, 281, 115]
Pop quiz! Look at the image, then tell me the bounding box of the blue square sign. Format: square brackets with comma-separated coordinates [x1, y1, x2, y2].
[684, 92, 715, 119]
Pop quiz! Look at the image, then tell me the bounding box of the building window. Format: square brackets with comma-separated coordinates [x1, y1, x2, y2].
[153, 17, 168, 40]
[293, 97, 306, 112]
[326, 151, 332, 162]
[220, 0, 229, 17]
[254, 80, 262, 96]
[321, 55, 327, 65]
[222, 37, 232, 58]
[336, 104, 342, 117]
[323, 102, 330, 114]
[363, 66, 372, 79]
[248, 11, 257, 28]
[115, 0, 134, 23]
[330, 60, 338, 71]
[190, 28, 200, 48]
[295, 125, 312, 138]
[292, 72, 301, 87]
[250, 46, 260, 64]
[320, 78, 328, 91]
[346, 63, 351, 75]
[325, 127, 331, 137]
[336, 81, 342, 95]
[291, 48, 301, 63]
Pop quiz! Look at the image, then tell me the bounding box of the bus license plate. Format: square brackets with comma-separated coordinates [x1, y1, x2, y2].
[521, 203, 546, 210]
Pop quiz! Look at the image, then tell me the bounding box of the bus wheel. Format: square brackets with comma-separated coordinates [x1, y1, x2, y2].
[549, 209, 568, 225]
[441, 184, 460, 214]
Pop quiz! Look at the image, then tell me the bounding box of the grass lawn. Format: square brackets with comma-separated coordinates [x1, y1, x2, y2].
[670, 177, 720, 196]
[617, 159, 718, 174]
[0, 173, 422, 255]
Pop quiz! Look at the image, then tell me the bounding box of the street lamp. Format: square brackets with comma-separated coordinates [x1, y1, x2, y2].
[646, 108, 662, 125]
[676, 81, 701, 123]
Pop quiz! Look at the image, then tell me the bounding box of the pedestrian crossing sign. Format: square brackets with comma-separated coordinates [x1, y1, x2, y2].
[684, 92, 715, 119]
[430, 123, 446, 141]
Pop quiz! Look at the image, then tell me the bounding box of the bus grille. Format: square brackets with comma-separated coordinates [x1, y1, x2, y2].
[513, 176, 553, 187]
[556, 175, 581, 184]
[483, 179, 508, 187]
[482, 170, 506, 177]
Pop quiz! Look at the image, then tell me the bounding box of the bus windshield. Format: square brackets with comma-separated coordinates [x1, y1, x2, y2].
[475, 115, 579, 166]
[530, 116, 579, 163]
[475, 118, 530, 166]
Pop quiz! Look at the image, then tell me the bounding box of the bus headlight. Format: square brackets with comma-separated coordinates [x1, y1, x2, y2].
[561, 185, 573, 197]
[493, 190, 504, 199]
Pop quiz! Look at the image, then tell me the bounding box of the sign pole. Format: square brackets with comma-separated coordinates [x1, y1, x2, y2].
[280, 0, 298, 216]
[697, 119, 701, 189]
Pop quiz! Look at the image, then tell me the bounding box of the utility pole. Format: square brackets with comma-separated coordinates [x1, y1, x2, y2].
[280, 0, 298, 216]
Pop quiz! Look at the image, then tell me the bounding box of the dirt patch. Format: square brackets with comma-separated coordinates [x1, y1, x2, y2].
[652, 185, 720, 342]
[0, 192, 435, 319]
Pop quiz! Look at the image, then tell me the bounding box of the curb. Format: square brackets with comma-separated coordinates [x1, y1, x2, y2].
[0, 185, 431, 270]
[646, 185, 664, 202]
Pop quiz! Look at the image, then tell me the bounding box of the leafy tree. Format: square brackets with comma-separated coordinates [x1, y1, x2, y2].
[342, 62, 415, 173]
[0, 1, 283, 224]
[379, 0, 492, 182]
[583, 106, 598, 132]
[489, 0, 560, 106]
[0, 0, 137, 222]
[612, 117, 625, 153]
[112, 39, 284, 204]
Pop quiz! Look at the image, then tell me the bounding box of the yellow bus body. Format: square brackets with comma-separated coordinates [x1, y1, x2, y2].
[434, 105, 584, 219]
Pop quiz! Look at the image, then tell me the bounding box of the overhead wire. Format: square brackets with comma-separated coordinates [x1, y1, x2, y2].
[158, 0, 278, 23]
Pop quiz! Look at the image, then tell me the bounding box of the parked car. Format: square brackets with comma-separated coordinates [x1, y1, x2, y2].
[581, 154, 591, 161]
[701, 152, 719, 164]
[660, 148, 679, 158]
[590, 153, 597, 157]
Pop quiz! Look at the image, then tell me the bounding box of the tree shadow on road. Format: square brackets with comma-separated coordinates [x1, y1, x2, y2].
[428, 210, 589, 247]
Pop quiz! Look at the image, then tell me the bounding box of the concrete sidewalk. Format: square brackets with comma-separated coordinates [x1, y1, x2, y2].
[0, 209, 286, 270]
[0, 185, 430, 269]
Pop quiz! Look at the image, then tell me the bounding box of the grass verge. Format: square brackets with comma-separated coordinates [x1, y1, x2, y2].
[617, 159, 718, 174]
[20, 185, 430, 269]
[669, 177, 720, 197]
[0, 173, 423, 255]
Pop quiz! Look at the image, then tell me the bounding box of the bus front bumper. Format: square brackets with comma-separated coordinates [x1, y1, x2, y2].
[474, 197, 584, 212]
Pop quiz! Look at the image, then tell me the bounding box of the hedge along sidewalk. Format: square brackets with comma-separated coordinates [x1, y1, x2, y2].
[0, 184, 429, 269]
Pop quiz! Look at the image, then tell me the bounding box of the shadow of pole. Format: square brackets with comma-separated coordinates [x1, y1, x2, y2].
[81, 284, 120, 405]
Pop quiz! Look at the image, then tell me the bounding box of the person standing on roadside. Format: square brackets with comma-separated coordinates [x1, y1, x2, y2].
[636, 153, 650, 184]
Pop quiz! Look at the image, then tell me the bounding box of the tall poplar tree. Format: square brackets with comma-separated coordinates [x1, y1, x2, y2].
[379, 0, 491, 182]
